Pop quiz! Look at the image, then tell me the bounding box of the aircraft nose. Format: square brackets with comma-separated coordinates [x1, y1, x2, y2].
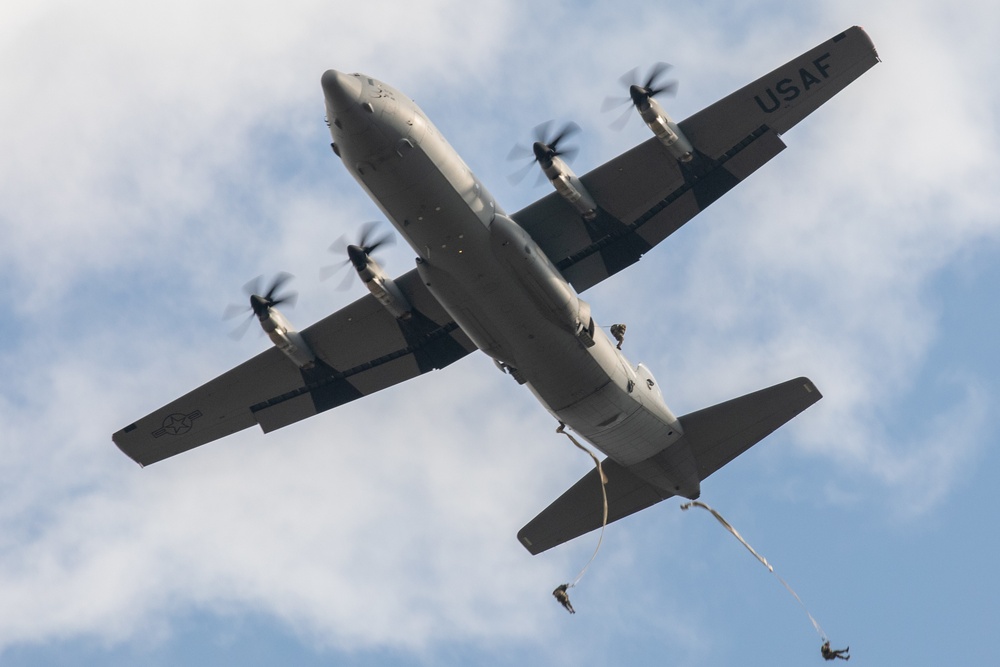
[321, 69, 363, 112]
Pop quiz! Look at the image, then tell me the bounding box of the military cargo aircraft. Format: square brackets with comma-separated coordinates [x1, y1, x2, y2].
[114, 27, 879, 554]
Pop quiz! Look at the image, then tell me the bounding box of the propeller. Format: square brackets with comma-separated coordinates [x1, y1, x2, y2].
[224, 272, 298, 339]
[507, 120, 581, 185]
[320, 221, 396, 289]
[602, 62, 678, 130]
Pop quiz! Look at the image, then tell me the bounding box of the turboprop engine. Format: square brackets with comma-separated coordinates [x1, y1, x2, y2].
[345, 244, 412, 321]
[510, 122, 598, 221]
[606, 63, 695, 162]
[325, 222, 413, 321]
[225, 273, 317, 370]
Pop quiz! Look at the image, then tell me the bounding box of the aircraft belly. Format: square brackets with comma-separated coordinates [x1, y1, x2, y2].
[537, 359, 696, 495]
[547, 375, 683, 466]
[337, 87, 687, 476]
[415, 248, 597, 373]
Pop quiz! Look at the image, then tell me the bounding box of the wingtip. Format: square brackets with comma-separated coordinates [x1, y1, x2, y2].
[517, 531, 542, 555]
[112, 430, 149, 468]
[796, 376, 823, 400]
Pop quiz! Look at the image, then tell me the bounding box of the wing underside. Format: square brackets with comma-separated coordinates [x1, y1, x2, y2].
[513, 26, 879, 292]
[113, 270, 475, 466]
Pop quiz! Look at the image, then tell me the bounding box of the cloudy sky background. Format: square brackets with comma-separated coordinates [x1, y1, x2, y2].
[1, 1, 998, 665]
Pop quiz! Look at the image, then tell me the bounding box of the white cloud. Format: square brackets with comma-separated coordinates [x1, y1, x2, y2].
[1, 0, 999, 661]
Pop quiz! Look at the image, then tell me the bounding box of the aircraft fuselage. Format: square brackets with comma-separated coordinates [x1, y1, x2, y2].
[322, 70, 699, 499]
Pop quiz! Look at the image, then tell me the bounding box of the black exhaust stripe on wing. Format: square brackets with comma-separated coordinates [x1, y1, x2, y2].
[249, 320, 466, 416]
[555, 125, 771, 278]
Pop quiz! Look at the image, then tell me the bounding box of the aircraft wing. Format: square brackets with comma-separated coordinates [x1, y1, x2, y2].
[113, 270, 476, 466]
[512, 26, 879, 292]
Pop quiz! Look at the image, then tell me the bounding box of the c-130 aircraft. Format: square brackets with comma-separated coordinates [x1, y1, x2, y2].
[114, 27, 878, 555]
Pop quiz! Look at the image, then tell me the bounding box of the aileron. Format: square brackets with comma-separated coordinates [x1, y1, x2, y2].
[682, 26, 879, 154]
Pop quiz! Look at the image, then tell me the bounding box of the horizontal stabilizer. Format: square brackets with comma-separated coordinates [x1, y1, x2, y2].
[682, 377, 821, 481]
[517, 377, 821, 554]
[517, 458, 673, 556]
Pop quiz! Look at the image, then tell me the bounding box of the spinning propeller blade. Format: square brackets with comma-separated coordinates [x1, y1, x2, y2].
[321, 221, 396, 289]
[603, 62, 678, 129]
[224, 272, 298, 338]
[507, 120, 581, 184]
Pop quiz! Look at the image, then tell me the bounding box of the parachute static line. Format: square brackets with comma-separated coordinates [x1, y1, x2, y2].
[558, 423, 609, 585]
[552, 423, 609, 613]
[680, 500, 828, 642]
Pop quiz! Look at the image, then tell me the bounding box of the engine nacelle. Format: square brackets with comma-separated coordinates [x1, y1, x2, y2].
[365, 274, 412, 320]
[639, 98, 694, 162]
[348, 245, 413, 320]
[489, 214, 595, 347]
[259, 308, 317, 370]
[539, 155, 597, 221]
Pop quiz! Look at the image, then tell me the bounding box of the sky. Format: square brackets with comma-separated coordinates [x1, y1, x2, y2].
[1, 1, 998, 665]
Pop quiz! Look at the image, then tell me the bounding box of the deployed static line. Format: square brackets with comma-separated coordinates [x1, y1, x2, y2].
[550, 423, 610, 614]
[680, 501, 851, 661]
